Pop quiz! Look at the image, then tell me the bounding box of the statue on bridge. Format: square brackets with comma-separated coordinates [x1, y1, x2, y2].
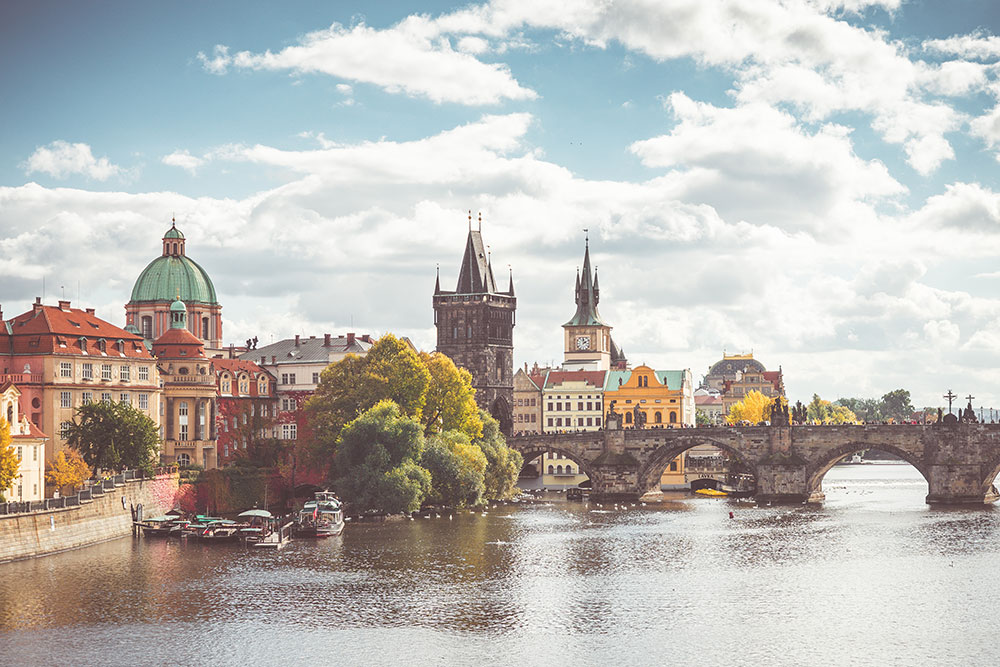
[632, 404, 646, 429]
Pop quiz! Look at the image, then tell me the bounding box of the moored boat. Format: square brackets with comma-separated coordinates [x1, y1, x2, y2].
[294, 491, 345, 537]
[694, 488, 729, 497]
[138, 515, 187, 537]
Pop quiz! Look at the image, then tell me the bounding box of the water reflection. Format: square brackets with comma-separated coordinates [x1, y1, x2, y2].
[4, 463, 1000, 665]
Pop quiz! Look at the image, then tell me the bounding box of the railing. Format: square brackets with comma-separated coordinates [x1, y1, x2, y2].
[0, 465, 178, 516]
[167, 376, 216, 385]
[0, 373, 44, 384]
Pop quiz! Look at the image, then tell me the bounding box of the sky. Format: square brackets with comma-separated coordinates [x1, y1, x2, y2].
[3, 0, 1000, 411]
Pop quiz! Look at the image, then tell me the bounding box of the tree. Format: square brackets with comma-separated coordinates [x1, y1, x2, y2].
[806, 395, 858, 424]
[695, 409, 712, 426]
[330, 400, 431, 514]
[880, 389, 914, 422]
[306, 335, 431, 461]
[474, 410, 522, 501]
[64, 401, 160, 473]
[421, 430, 487, 508]
[727, 390, 772, 424]
[46, 449, 91, 495]
[420, 352, 482, 440]
[0, 418, 18, 502]
[835, 397, 881, 422]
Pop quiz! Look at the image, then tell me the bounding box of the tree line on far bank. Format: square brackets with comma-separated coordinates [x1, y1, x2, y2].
[726, 388, 917, 425]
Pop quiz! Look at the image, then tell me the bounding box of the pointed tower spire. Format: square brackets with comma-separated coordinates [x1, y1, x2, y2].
[507, 265, 515, 296]
[592, 267, 600, 304]
[574, 268, 581, 304]
[563, 234, 606, 326]
[478, 211, 482, 232]
[434, 264, 441, 295]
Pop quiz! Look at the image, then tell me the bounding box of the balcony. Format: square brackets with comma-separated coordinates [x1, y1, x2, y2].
[166, 376, 216, 385]
[0, 373, 43, 384]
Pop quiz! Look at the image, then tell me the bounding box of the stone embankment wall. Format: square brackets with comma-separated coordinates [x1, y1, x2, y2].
[0, 473, 179, 564]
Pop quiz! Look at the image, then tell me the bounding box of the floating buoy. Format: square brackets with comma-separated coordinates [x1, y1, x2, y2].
[729, 511, 734, 519]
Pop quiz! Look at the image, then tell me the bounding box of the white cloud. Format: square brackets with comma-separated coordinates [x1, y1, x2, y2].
[197, 20, 537, 105]
[22, 141, 121, 181]
[924, 31, 1000, 61]
[162, 149, 206, 175]
[629, 93, 904, 230]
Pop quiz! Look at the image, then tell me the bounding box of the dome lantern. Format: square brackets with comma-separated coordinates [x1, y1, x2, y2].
[162, 219, 186, 257]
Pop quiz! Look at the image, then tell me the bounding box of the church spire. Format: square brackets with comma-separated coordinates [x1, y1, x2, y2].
[507, 265, 515, 296]
[434, 264, 441, 295]
[563, 234, 607, 327]
[455, 213, 497, 294]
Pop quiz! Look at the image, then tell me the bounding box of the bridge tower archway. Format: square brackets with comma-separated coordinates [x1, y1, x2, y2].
[517, 446, 597, 485]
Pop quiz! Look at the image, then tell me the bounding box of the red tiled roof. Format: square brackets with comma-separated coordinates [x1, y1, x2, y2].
[1, 303, 151, 358]
[544, 370, 606, 389]
[153, 327, 206, 359]
[696, 395, 722, 405]
[762, 371, 783, 390]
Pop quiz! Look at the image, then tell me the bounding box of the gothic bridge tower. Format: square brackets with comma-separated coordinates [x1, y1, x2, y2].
[433, 214, 516, 434]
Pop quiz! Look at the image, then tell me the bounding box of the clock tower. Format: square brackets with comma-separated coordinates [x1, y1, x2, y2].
[563, 236, 625, 371]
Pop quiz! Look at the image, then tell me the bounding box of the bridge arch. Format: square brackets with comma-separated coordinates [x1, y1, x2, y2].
[806, 441, 928, 493]
[636, 434, 757, 494]
[517, 446, 597, 484]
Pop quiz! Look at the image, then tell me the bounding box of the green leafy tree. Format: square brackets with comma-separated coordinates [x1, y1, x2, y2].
[307, 335, 431, 461]
[330, 400, 430, 514]
[879, 389, 914, 422]
[695, 409, 712, 426]
[420, 352, 482, 439]
[474, 410, 522, 501]
[806, 394, 858, 424]
[835, 397, 882, 422]
[421, 430, 487, 508]
[0, 418, 18, 501]
[64, 401, 160, 473]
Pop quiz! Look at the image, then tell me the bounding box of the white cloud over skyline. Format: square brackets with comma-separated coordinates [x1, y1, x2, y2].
[7, 1, 1000, 410]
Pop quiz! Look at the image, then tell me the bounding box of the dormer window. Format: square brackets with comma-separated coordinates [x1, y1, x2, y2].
[79, 337, 88, 354]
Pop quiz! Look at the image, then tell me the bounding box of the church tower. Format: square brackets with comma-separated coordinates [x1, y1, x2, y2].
[433, 213, 516, 434]
[563, 236, 626, 371]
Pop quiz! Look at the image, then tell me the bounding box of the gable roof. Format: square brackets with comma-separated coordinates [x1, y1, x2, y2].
[544, 370, 606, 389]
[1, 302, 152, 358]
[239, 335, 374, 366]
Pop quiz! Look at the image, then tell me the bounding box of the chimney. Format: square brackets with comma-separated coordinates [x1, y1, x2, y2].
[32, 297, 42, 313]
[228, 343, 235, 359]
[260, 356, 266, 365]
[323, 333, 331, 347]
[271, 355, 276, 364]
[294, 335, 300, 347]
[360, 334, 371, 343]
[85, 308, 95, 315]
[347, 332, 355, 346]
[58, 300, 71, 311]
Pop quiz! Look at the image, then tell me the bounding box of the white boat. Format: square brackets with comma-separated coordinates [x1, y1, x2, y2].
[294, 491, 345, 538]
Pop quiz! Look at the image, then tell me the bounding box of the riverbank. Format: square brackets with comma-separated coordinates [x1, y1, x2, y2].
[0, 472, 178, 564]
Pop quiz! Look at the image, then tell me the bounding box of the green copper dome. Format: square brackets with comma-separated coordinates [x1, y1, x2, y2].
[163, 224, 185, 239]
[130, 255, 218, 304]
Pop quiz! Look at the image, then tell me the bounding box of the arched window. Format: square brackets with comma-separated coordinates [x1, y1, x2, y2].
[177, 453, 190, 466]
[557, 465, 564, 474]
[547, 465, 554, 474]
[655, 411, 662, 423]
[669, 412, 677, 423]
[625, 412, 632, 424]
[202, 317, 210, 340]
[566, 465, 574, 474]
[141, 316, 153, 339]
[221, 373, 231, 393]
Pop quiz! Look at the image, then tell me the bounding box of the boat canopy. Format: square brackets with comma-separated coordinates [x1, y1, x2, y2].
[238, 509, 273, 518]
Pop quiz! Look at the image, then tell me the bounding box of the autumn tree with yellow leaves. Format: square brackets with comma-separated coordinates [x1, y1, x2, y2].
[0, 417, 18, 501]
[726, 390, 773, 425]
[46, 449, 92, 495]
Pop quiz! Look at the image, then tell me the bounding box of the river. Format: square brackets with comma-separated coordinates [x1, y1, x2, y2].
[2, 463, 999, 666]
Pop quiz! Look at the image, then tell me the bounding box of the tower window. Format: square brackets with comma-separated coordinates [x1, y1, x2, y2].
[141, 316, 152, 339]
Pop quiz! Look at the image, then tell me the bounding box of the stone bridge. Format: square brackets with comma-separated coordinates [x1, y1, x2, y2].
[509, 422, 1000, 504]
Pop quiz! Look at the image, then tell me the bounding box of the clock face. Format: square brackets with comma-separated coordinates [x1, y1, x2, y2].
[575, 336, 590, 350]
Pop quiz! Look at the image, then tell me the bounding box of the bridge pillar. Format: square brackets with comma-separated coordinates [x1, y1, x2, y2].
[925, 464, 999, 505]
[753, 463, 820, 504]
[588, 428, 643, 503]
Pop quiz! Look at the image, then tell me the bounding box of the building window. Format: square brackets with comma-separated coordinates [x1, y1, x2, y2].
[578, 417, 584, 426]
[177, 452, 190, 466]
[139, 366, 149, 381]
[596, 417, 601, 426]
[282, 424, 297, 440]
[557, 465, 563, 474]
[60, 391, 72, 408]
[180, 424, 188, 440]
[60, 362, 72, 378]
[101, 392, 112, 404]
[587, 417, 592, 426]
[239, 376, 249, 394]
[138, 393, 149, 410]
[670, 460, 678, 472]
[655, 412, 662, 424]
[281, 373, 296, 385]
[625, 412, 632, 424]
[312, 372, 320, 384]
[548, 465, 554, 474]
[141, 316, 153, 339]
[82, 391, 93, 404]
[120, 365, 130, 382]
[578, 402, 584, 411]
[120, 393, 130, 405]
[221, 377, 231, 393]
[556, 418, 563, 427]
[547, 418, 553, 427]
[547, 403, 553, 411]
[179, 402, 188, 416]
[101, 364, 112, 381]
[82, 363, 93, 380]
[202, 317, 210, 339]
[670, 412, 677, 424]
